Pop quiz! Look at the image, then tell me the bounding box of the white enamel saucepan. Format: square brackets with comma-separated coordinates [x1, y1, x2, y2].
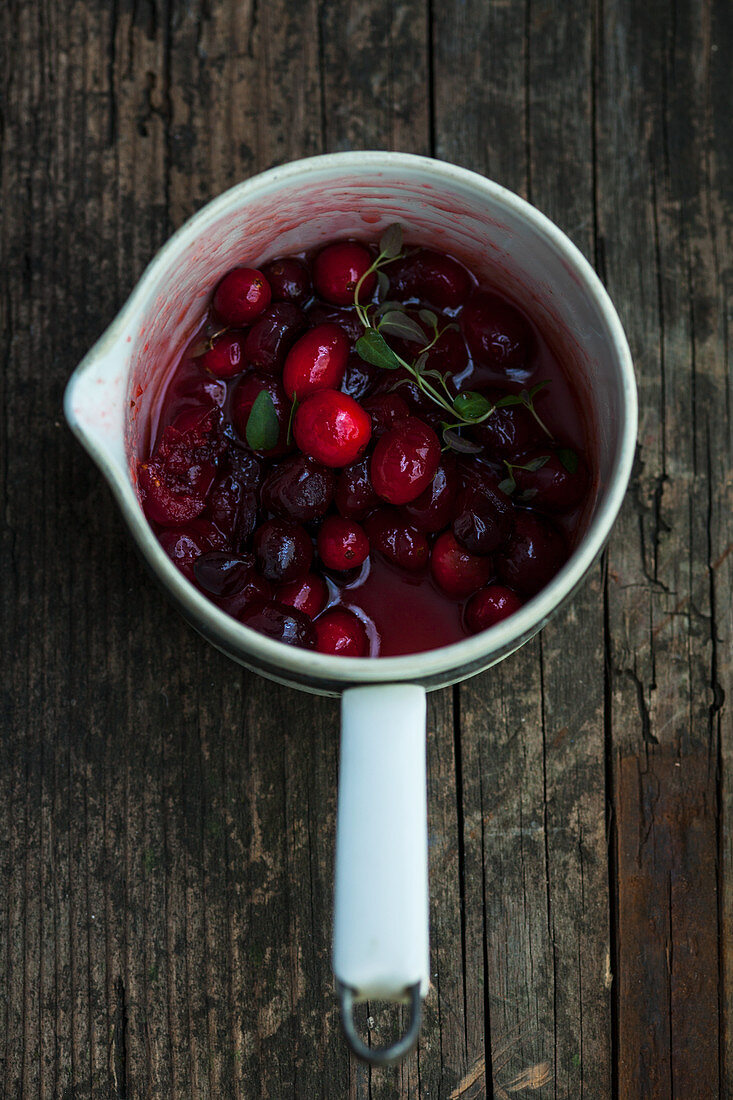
[64, 152, 637, 1065]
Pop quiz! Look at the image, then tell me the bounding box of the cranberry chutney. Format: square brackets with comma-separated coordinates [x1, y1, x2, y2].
[138, 227, 594, 658]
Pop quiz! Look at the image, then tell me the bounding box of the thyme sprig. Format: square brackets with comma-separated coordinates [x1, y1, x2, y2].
[353, 223, 555, 453]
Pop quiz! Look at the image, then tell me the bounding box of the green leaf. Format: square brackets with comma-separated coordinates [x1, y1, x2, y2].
[523, 454, 550, 472]
[245, 389, 280, 451]
[378, 310, 426, 344]
[442, 427, 483, 454]
[557, 447, 579, 473]
[376, 271, 390, 298]
[356, 329, 402, 370]
[494, 394, 524, 408]
[418, 308, 438, 330]
[452, 391, 492, 420]
[517, 488, 538, 503]
[414, 352, 429, 374]
[374, 299, 407, 317]
[498, 476, 516, 495]
[529, 380, 550, 399]
[379, 223, 403, 258]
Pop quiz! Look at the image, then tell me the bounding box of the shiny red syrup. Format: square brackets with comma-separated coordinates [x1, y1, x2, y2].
[138, 228, 594, 657]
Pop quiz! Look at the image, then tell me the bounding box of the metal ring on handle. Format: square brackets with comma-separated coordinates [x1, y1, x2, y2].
[337, 981, 423, 1066]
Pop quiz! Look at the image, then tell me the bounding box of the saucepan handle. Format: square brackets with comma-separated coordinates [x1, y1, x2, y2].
[333, 684, 429, 1065]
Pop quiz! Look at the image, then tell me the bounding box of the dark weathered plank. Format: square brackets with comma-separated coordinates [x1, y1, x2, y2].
[595, 0, 730, 1093]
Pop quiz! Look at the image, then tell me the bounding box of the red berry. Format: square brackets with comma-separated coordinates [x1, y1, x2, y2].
[293, 390, 372, 468]
[282, 323, 350, 399]
[253, 518, 313, 583]
[158, 520, 225, 580]
[213, 267, 272, 325]
[423, 326, 469, 376]
[216, 572, 273, 620]
[315, 609, 369, 657]
[261, 257, 311, 304]
[243, 303, 306, 373]
[341, 354, 379, 402]
[431, 531, 493, 598]
[317, 516, 370, 571]
[496, 513, 566, 596]
[361, 394, 411, 438]
[473, 389, 542, 457]
[313, 241, 376, 306]
[198, 331, 246, 378]
[452, 481, 514, 554]
[277, 573, 328, 618]
[512, 450, 589, 513]
[261, 454, 335, 521]
[461, 292, 532, 374]
[306, 302, 364, 343]
[364, 511, 430, 571]
[370, 416, 441, 505]
[240, 601, 317, 648]
[402, 458, 459, 532]
[193, 551, 256, 597]
[231, 372, 290, 455]
[335, 458, 380, 519]
[465, 585, 524, 633]
[388, 249, 471, 310]
[206, 472, 257, 543]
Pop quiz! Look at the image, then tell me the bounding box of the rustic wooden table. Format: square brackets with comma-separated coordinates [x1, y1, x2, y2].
[2, 1, 730, 1096]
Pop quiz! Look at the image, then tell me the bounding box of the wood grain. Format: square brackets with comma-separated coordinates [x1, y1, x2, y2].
[1, 0, 730, 1097]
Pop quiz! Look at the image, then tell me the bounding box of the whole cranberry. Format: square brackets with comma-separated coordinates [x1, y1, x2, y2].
[261, 257, 312, 304]
[243, 303, 307, 373]
[403, 458, 459, 532]
[423, 326, 469, 376]
[340, 354, 379, 401]
[158, 519, 225, 580]
[371, 369, 435, 417]
[387, 249, 471, 310]
[215, 572, 272, 619]
[318, 516, 370, 571]
[474, 391, 542, 457]
[314, 609, 369, 657]
[512, 450, 589, 513]
[370, 416, 441, 505]
[362, 393, 411, 438]
[276, 573, 328, 618]
[364, 511, 430, 571]
[293, 390, 372, 468]
[335, 458, 380, 519]
[212, 267, 271, 325]
[465, 585, 524, 633]
[231, 372, 290, 455]
[224, 448, 263, 489]
[496, 512, 566, 596]
[239, 601, 317, 648]
[261, 454, 335, 521]
[306, 302, 364, 343]
[314, 241, 376, 306]
[198, 331, 246, 378]
[452, 482, 514, 555]
[193, 551, 256, 596]
[206, 472, 258, 543]
[462, 292, 532, 374]
[253, 518, 313, 583]
[282, 323, 350, 399]
[138, 410, 222, 525]
[430, 530, 493, 598]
